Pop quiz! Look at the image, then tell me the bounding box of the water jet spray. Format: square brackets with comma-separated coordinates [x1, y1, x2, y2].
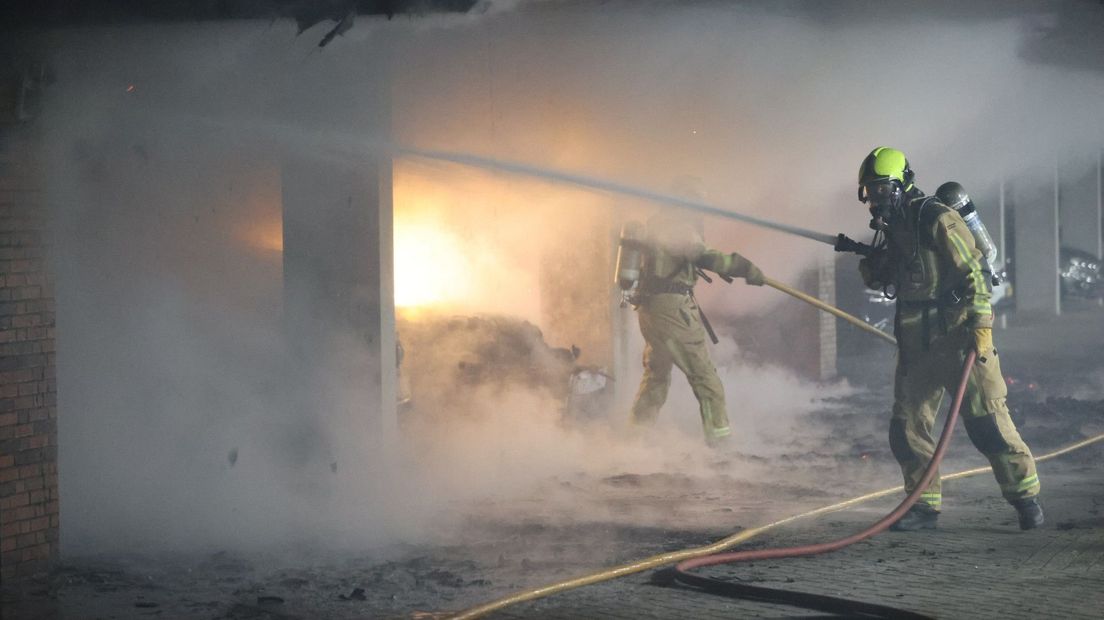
[396, 146, 838, 245]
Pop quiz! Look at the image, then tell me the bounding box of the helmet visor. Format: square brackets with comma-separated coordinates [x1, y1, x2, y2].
[860, 180, 902, 207]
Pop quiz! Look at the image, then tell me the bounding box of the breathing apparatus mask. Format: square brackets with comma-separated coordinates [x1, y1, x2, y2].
[859, 180, 904, 231]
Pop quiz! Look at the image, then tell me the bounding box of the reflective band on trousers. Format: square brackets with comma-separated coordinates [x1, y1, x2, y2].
[1004, 473, 1040, 493]
[707, 425, 731, 438]
[920, 492, 942, 507]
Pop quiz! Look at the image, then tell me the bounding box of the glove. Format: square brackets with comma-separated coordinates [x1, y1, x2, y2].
[973, 327, 993, 353]
[858, 251, 890, 289]
[744, 263, 765, 286]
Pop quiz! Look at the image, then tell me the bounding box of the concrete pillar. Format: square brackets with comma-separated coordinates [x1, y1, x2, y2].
[1010, 168, 1061, 317]
[817, 256, 837, 380]
[997, 181, 1007, 274]
[281, 155, 396, 454]
[998, 180, 1008, 329]
[610, 223, 642, 417]
[609, 213, 640, 417]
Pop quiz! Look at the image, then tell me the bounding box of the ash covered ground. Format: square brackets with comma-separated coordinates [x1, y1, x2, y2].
[3, 310, 1102, 620]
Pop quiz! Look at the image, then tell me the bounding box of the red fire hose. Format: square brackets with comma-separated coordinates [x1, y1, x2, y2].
[670, 349, 978, 618]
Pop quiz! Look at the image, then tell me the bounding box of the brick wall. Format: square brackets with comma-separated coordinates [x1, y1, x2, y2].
[0, 126, 58, 581]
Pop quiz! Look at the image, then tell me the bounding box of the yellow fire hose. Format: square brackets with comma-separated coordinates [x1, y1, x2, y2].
[446, 432, 1104, 619]
[762, 276, 897, 346]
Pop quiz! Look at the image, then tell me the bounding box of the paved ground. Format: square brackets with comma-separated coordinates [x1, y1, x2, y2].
[3, 308, 1102, 619]
[483, 461, 1104, 620]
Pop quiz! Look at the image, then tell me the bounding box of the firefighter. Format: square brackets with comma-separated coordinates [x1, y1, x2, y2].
[626, 208, 765, 445]
[855, 147, 1043, 530]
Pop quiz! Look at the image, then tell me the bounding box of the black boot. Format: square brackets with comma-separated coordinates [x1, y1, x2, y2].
[1011, 497, 1044, 530]
[890, 503, 939, 531]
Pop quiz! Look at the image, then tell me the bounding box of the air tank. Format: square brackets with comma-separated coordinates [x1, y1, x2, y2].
[957, 203, 1001, 282]
[614, 221, 645, 291]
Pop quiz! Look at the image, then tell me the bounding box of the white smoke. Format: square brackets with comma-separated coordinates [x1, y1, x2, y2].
[36, 1, 1104, 555]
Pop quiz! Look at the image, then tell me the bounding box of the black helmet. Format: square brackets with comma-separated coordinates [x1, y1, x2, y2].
[935, 181, 971, 212]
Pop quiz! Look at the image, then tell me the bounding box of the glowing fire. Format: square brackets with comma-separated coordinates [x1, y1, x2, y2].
[393, 219, 474, 309]
[390, 164, 557, 321]
[245, 219, 284, 253]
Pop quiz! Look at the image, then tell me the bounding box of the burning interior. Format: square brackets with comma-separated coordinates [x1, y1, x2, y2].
[2, 2, 1103, 618]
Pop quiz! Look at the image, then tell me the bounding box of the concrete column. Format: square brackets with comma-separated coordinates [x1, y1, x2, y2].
[817, 256, 837, 380]
[1010, 169, 1061, 317]
[281, 155, 396, 453]
[611, 227, 632, 415]
[378, 160, 397, 442]
[610, 217, 641, 417]
[997, 181, 1007, 272]
[998, 180, 1008, 329]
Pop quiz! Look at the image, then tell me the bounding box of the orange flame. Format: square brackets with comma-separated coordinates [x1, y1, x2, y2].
[393, 218, 474, 309]
[245, 219, 283, 253]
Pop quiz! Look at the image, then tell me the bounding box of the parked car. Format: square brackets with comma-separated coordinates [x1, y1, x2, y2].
[1059, 247, 1103, 300]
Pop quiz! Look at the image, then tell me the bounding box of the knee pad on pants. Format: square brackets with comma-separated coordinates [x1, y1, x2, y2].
[964, 414, 1010, 454]
[889, 418, 913, 462]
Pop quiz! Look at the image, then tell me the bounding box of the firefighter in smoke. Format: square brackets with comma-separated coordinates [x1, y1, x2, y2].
[854, 147, 1043, 530]
[616, 190, 765, 445]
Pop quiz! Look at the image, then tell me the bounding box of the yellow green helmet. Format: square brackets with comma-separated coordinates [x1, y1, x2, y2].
[857, 147, 914, 190]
